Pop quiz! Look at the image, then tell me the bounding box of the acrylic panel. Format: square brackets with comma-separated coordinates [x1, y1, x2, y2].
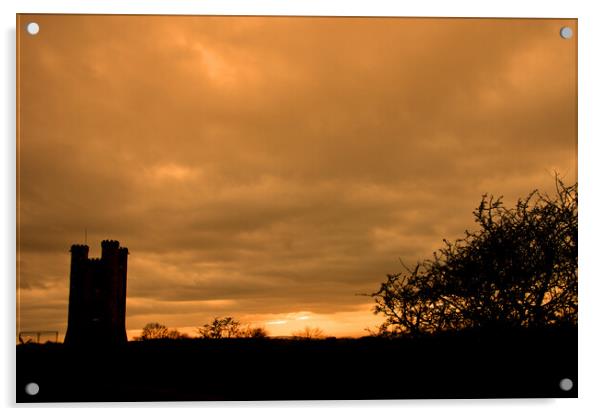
[16, 14, 578, 402]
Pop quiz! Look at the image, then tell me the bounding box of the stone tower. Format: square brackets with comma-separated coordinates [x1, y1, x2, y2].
[64, 240, 129, 346]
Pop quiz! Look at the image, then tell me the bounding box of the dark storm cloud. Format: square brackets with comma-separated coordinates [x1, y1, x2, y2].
[17, 16, 576, 336]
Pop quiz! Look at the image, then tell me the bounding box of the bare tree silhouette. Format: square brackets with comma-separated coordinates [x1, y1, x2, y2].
[292, 326, 326, 339]
[198, 317, 241, 339]
[197, 317, 268, 339]
[372, 177, 577, 336]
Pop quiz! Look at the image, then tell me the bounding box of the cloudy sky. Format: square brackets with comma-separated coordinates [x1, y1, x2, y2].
[17, 15, 576, 339]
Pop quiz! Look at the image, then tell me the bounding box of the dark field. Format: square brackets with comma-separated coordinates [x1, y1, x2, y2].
[17, 326, 577, 402]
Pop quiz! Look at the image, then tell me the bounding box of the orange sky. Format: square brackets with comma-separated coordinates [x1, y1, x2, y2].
[17, 15, 577, 339]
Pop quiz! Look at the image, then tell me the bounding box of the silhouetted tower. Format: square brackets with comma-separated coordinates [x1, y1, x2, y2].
[64, 240, 129, 346]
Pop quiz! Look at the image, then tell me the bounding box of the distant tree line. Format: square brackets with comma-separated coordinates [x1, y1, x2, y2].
[136, 318, 329, 341]
[135, 318, 268, 340]
[371, 177, 577, 336]
[291, 326, 325, 340]
[197, 317, 268, 339]
[135, 322, 189, 341]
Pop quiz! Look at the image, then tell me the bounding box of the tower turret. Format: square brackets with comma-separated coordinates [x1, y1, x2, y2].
[64, 244, 89, 345]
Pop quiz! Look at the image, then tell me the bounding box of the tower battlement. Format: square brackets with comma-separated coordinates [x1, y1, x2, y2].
[101, 239, 120, 250]
[70, 244, 89, 255]
[65, 240, 129, 346]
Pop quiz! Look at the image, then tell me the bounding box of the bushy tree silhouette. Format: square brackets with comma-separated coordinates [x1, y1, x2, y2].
[136, 322, 188, 340]
[238, 324, 269, 338]
[372, 178, 577, 336]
